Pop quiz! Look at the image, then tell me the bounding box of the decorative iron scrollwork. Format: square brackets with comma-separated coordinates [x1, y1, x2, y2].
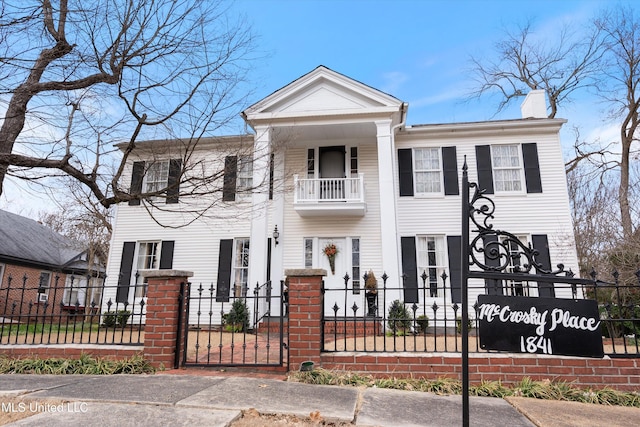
[467, 182, 574, 278]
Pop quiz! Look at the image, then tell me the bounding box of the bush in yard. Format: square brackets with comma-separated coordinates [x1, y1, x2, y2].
[416, 314, 430, 334]
[223, 299, 250, 332]
[102, 310, 131, 328]
[387, 300, 411, 334]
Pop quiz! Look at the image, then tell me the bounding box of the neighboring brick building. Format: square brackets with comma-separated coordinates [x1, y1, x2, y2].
[0, 209, 104, 319]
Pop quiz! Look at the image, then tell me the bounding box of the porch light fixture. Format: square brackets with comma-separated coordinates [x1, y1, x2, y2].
[273, 225, 280, 245]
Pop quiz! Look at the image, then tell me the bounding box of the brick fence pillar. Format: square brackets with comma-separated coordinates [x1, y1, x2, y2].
[285, 268, 326, 371]
[141, 270, 193, 369]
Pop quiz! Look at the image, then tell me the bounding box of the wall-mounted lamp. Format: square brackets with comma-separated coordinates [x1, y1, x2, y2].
[273, 225, 280, 246]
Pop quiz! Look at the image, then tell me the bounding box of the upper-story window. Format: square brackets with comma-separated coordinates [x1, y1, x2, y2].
[223, 155, 253, 201]
[237, 156, 253, 194]
[144, 160, 170, 194]
[398, 146, 458, 197]
[491, 145, 523, 192]
[475, 143, 541, 195]
[414, 148, 442, 194]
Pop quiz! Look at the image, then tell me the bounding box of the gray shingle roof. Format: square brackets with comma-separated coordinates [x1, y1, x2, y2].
[0, 209, 85, 268]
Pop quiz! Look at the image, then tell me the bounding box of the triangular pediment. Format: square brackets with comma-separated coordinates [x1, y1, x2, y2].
[244, 66, 403, 120]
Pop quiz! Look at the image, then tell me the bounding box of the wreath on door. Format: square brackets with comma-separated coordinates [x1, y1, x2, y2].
[323, 242, 339, 275]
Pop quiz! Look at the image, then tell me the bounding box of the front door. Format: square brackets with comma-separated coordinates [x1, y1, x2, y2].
[318, 238, 351, 316]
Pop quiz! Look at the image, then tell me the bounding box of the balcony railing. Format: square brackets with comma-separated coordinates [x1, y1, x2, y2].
[293, 174, 366, 216]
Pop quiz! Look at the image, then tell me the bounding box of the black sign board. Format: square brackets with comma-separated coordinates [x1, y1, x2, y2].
[477, 295, 604, 358]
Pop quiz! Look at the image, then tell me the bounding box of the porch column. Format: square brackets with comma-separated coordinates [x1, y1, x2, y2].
[375, 120, 402, 292]
[248, 126, 271, 290]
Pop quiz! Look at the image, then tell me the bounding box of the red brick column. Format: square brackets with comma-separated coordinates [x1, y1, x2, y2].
[141, 270, 193, 369]
[285, 269, 326, 371]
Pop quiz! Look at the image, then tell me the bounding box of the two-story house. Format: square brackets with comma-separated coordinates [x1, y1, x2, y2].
[104, 66, 578, 324]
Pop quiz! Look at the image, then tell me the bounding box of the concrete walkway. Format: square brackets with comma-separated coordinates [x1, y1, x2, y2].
[0, 373, 638, 426]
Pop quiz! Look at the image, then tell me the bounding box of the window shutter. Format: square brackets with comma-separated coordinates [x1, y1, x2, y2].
[222, 156, 237, 202]
[475, 145, 494, 194]
[159, 241, 175, 270]
[216, 239, 233, 302]
[400, 237, 418, 303]
[116, 242, 136, 303]
[166, 159, 182, 204]
[398, 149, 414, 196]
[269, 153, 274, 200]
[447, 236, 462, 303]
[442, 146, 459, 195]
[532, 234, 555, 297]
[522, 143, 542, 193]
[129, 162, 145, 206]
[482, 233, 503, 295]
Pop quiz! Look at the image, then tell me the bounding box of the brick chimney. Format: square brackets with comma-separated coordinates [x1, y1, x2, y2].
[520, 90, 547, 119]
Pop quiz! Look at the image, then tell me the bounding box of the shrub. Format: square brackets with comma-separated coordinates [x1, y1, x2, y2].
[223, 299, 250, 332]
[387, 300, 410, 334]
[416, 314, 429, 334]
[102, 310, 131, 328]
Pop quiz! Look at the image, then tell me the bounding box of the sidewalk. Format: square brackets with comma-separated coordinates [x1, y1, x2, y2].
[0, 372, 638, 426]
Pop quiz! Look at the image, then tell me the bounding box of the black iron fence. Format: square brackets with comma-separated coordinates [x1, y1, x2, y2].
[322, 270, 640, 357]
[182, 280, 286, 367]
[1, 273, 144, 346]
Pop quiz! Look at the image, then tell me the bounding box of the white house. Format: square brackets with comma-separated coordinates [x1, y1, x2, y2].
[103, 66, 578, 324]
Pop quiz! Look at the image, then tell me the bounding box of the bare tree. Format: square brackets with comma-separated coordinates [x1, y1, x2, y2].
[595, 6, 640, 239]
[468, 20, 605, 118]
[0, 0, 257, 213]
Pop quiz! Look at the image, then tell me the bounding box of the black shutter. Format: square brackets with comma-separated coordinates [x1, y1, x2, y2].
[475, 145, 494, 194]
[129, 162, 145, 206]
[482, 233, 503, 295]
[398, 148, 414, 196]
[222, 156, 237, 202]
[216, 239, 233, 302]
[400, 237, 418, 303]
[269, 153, 274, 200]
[442, 146, 459, 195]
[522, 143, 542, 193]
[447, 236, 462, 303]
[159, 241, 175, 270]
[532, 234, 555, 297]
[166, 159, 182, 204]
[116, 242, 136, 303]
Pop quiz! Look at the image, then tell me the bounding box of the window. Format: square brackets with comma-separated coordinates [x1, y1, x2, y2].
[144, 161, 170, 194]
[491, 145, 523, 192]
[38, 272, 51, 294]
[237, 156, 253, 194]
[351, 238, 360, 294]
[233, 238, 250, 297]
[414, 148, 442, 194]
[417, 236, 446, 298]
[501, 235, 531, 296]
[304, 238, 313, 268]
[307, 149, 315, 178]
[135, 241, 160, 298]
[63, 275, 87, 306]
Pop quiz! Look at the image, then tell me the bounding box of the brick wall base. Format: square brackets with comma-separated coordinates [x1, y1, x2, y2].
[320, 353, 640, 392]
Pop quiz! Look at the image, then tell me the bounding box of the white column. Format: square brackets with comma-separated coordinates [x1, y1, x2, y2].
[248, 126, 271, 290]
[375, 120, 402, 292]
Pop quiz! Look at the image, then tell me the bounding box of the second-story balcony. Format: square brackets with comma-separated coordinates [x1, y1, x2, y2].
[293, 174, 366, 217]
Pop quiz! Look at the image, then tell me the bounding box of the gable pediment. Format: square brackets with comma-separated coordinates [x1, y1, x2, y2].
[244, 66, 403, 120]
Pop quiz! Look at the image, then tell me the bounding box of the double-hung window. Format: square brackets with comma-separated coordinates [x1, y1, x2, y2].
[416, 235, 446, 298]
[491, 145, 523, 192]
[135, 241, 160, 298]
[500, 235, 531, 296]
[233, 238, 250, 297]
[237, 156, 253, 194]
[414, 148, 442, 194]
[144, 161, 170, 194]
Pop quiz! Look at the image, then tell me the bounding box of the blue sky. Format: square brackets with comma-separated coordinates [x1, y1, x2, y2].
[232, 0, 612, 126]
[1, 0, 630, 217]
